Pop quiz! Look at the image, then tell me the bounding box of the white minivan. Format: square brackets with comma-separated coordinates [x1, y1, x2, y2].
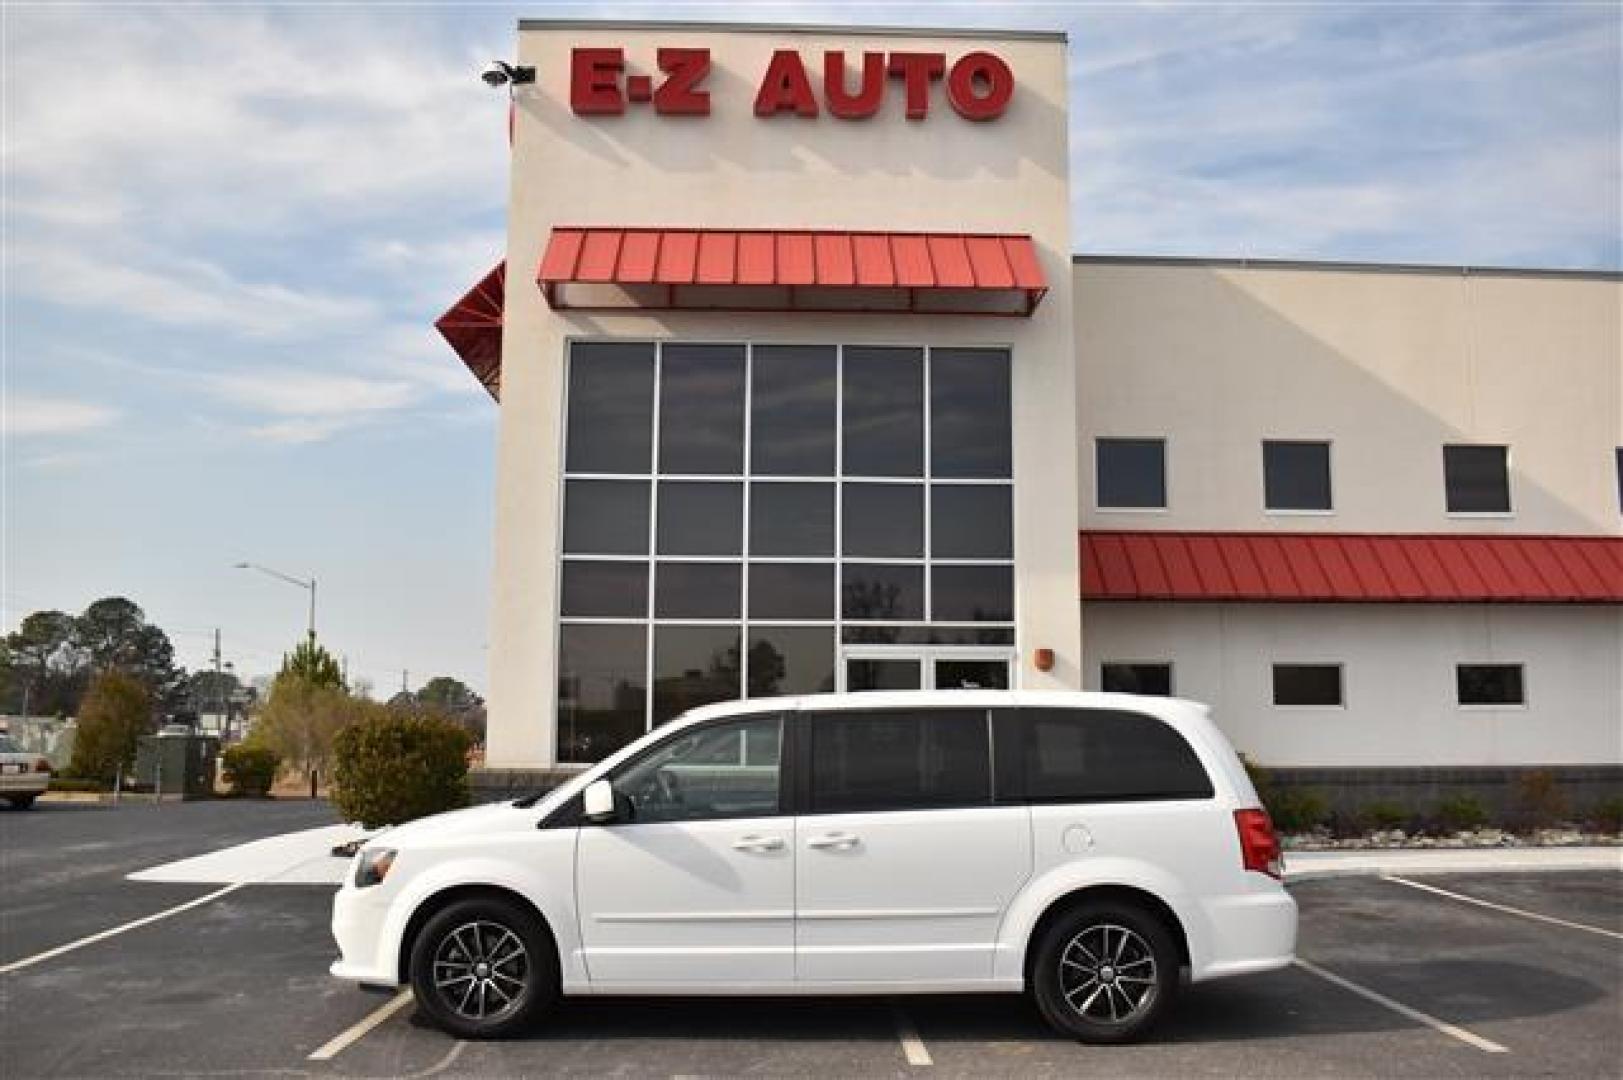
[331, 691, 1295, 1043]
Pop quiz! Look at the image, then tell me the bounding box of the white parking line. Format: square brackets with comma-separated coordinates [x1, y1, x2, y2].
[892, 1006, 932, 1066]
[308, 988, 415, 1061]
[0, 882, 246, 975]
[1294, 958, 1508, 1054]
[1382, 875, 1623, 941]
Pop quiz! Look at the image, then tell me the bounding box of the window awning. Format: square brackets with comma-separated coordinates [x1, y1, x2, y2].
[537, 227, 1048, 316]
[434, 262, 504, 400]
[1080, 531, 1623, 603]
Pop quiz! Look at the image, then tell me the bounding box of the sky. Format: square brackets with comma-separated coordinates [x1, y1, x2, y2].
[3, 1, 1619, 697]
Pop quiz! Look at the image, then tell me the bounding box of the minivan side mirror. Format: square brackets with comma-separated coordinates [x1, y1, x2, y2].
[582, 779, 617, 823]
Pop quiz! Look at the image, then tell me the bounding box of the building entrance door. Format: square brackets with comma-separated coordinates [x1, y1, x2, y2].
[839, 646, 1014, 692]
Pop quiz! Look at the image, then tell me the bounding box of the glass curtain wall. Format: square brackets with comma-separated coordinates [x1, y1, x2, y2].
[557, 340, 1014, 763]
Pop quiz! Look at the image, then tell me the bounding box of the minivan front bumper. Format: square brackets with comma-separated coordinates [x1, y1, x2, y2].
[330, 883, 400, 987]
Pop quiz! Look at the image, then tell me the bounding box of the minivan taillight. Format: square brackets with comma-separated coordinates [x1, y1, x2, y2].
[1234, 808, 1283, 879]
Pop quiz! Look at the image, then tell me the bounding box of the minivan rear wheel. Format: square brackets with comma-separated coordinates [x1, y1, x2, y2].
[1030, 900, 1178, 1043]
[408, 895, 557, 1039]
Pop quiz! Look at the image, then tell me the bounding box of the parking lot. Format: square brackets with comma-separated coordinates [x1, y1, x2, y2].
[2, 802, 1618, 1079]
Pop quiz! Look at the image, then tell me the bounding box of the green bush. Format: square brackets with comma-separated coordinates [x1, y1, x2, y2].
[1583, 796, 1623, 834]
[1268, 788, 1330, 833]
[49, 776, 107, 793]
[332, 709, 472, 828]
[69, 671, 152, 785]
[1434, 793, 1489, 833]
[1363, 800, 1409, 831]
[1514, 769, 1569, 830]
[222, 745, 281, 797]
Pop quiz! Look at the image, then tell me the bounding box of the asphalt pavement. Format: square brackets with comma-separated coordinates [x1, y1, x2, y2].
[1, 800, 1617, 1078]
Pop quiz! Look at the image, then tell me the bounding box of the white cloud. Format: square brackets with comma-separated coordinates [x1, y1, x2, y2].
[205, 370, 419, 418]
[6, 244, 374, 339]
[2, 393, 118, 437]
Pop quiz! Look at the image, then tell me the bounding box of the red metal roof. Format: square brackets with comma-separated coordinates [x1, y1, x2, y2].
[434, 262, 504, 401]
[537, 227, 1048, 315]
[1080, 532, 1623, 603]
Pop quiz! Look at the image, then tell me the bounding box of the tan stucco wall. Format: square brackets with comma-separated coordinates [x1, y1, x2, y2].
[488, 24, 1079, 767]
[1074, 263, 1623, 535]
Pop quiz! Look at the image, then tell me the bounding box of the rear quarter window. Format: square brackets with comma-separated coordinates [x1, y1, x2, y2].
[994, 707, 1213, 803]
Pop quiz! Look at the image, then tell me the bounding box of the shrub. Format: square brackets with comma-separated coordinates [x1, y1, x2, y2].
[1362, 800, 1409, 832]
[49, 777, 107, 793]
[332, 709, 472, 828]
[1583, 796, 1623, 835]
[69, 671, 152, 785]
[1328, 806, 1370, 839]
[1434, 793, 1489, 833]
[1268, 788, 1330, 833]
[221, 745, 281, 797]
[1514, 770, 1569, 830]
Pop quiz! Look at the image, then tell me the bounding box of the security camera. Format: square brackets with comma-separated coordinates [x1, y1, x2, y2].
[481, 61, 535, 89]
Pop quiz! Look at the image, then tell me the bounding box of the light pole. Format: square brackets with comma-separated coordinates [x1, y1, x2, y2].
[234, 562, 317, 642]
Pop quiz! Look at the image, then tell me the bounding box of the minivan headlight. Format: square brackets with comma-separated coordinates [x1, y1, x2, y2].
[354, 847, 397, 888]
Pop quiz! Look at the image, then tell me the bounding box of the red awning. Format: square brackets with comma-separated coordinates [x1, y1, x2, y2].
[537, 227, 1048, 315]
[435, 263, 505, 400]
[1080, 532, 1623, 603]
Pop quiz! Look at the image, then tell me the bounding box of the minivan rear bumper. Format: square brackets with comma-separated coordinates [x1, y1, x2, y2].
[1191, 886, 1297, 982]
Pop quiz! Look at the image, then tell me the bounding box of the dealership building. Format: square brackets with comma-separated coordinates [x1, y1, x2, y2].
[439, 21, 1622, 803]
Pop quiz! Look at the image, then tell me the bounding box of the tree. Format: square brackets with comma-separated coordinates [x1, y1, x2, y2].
[1, 610, 84, 715]
[280, 639, 344, 691]
[69, 671, 152, 784]
[186, 669, 240, 713]
[71, 598, 185, 710]
[416, 676, 482, 713]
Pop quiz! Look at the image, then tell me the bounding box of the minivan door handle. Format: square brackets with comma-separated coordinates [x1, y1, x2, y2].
[806, 831, 860, 851]
[731, 834, 786, 853]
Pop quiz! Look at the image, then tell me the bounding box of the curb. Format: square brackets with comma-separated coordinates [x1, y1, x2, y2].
[1285, 847, 1622, 883]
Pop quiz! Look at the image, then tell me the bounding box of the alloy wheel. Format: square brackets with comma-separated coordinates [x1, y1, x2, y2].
[431, 920, 530, 1021]
[1057, 922, 1159, 1025]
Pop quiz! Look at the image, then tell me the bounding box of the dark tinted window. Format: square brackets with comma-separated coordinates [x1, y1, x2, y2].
[1264, 441, 1332, 511]
[842, 564, 924, 621]
[842, 626, 1015, 646]
[931, 348, 1011, 478]
[932, 565, 1013, 622]
[1097, 438, 1166, 509]
[1273, 664, 1343, 706]
[563, 480, 649, 555]
[843, 347, 923, 476]
[931, 485, 1012, 559]
[566, 342, 654, 474]
[658, 344, 745, 474]
[843, 483, 923, 558]
[1101, 663, 1173, 696]
[846, 658, 924, 691]
[656, 481, 742, 556]
[748, 563, 834, 620]
[810, 709, 990, 812]
[561, 561, 647, 618]
[1457, 664, 1525, 706]
[751, 345, 836, 475]
[558, 624, 647, 763]
[746, 627, 835, 696]
[993, 708, 1213, 803]
[653, 626, 740, 725]
[1444, 445, 1511, 513]
[750, 482, 834, 557]
[655, 563, 740, 619]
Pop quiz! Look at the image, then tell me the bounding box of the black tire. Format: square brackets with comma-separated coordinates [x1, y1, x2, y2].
[408, 894, 558, 1039]
[1030, 900, 1179, 1044]
[8, 795, 36, 810]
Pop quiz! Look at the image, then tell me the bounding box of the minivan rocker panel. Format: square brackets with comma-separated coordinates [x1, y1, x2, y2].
[331, 691, 1297, 1043]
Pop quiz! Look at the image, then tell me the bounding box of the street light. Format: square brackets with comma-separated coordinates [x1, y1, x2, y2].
[234, 562, 317, 642]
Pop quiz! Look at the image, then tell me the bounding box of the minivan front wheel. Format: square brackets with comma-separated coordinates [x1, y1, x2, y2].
[1031, 901, 1178, 1043]
[409, 895, 557, 1039]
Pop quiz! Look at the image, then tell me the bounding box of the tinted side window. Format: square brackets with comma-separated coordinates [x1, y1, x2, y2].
[993, 708, 1213, 803]
[810, 709, 990, 813]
